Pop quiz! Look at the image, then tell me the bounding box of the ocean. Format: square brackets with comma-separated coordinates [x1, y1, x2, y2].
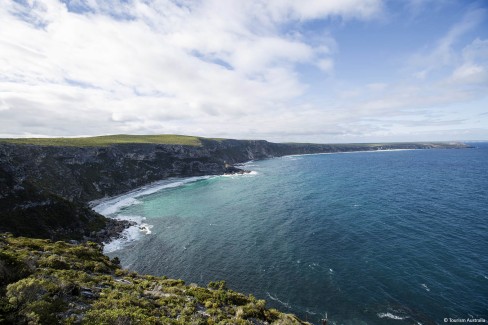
[95, 143, 488, 324]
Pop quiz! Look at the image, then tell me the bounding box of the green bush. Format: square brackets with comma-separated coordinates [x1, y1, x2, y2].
[0, 234, 311, 325]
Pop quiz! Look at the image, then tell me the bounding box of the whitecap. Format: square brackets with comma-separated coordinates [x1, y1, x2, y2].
[308, 262, 319, 270]
[377, 312, 407, 320]
[266, 292, 291, 309]
[421, 283, 430, 292]
[305, 309, 317, 315]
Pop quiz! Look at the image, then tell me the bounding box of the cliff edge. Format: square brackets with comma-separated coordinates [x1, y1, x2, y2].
[0, 135, 469, 241]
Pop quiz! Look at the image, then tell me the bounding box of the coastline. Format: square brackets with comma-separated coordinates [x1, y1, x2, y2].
[0, 136, 476, 324]
[91, 176, 214, 253]
[276, 147, 441, 159]
[95, 144, 487, 324]
[94, 169, 262, 253]
[94, 145, 470, 253]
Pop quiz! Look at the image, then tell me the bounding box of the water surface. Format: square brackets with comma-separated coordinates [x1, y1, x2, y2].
[101, 145, 488, 324]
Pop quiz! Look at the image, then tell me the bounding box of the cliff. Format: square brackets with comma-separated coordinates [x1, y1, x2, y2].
[0, 136, 468, 203]
[0, 135, 469, 241]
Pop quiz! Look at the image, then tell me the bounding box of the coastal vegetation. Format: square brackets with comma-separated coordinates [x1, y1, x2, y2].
[0, 134, 203, 147]
[0, 234, 310, 324]
[0, 134, 464, 150]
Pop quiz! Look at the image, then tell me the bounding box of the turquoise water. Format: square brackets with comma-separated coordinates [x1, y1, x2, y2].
[103, 145, 488, 324]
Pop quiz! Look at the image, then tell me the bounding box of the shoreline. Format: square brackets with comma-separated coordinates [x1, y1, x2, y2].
[274, 147, 438, 159]
[95, 170, 261, 253]
[94, 146, 469, 252]
[91, 176, 214, 253]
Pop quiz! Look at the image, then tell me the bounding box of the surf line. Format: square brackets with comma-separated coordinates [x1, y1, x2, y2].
[91, 175, 214, 253]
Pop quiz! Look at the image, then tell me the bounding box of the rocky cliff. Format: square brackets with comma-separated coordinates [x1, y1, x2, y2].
[0, 136, 469, 241]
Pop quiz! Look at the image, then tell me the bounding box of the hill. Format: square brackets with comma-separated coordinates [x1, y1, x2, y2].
[0, 134, 204, 147]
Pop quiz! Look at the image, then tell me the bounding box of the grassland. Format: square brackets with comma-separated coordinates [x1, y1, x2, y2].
[0, 134, 464, 150]
[0, 134, 204, 147]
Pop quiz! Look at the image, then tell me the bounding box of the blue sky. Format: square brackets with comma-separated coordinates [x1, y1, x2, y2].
[0, 0, 487, 142]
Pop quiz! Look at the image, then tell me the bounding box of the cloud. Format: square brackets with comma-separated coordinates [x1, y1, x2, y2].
[450, 63, 487, 84]
[366, 83, 387, 91]
[1, 0, 383, 139]
[447, 37, 488, 85]
[409, 7, 486, 79]
[0, 0, 486, 142]
[263, 0, 383, 22]
[317, 58, 334, 74]
[0, 98, 10, 112]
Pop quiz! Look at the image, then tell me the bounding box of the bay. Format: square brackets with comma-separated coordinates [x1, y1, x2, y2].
[102, 144, 488, 324]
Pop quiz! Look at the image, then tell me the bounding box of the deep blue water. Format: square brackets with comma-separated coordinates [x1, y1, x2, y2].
[103, 144, 488, 324]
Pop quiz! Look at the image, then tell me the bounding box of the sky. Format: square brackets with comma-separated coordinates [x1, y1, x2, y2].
[1, 0, 488, 143]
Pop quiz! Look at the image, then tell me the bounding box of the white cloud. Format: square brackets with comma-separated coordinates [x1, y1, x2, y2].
[317, 58, 334, 74]
[462, 38, 488, 61]
[450, 63, 487, 84]
[409, 7, 486, 79]
[447, 37, 488, 85]
[0, 0, 486, 142]
[1, 0, 380, 139]
[366, 83, 387, 91]
[0, 98, 10, 111]
[263, 0, 383, 22]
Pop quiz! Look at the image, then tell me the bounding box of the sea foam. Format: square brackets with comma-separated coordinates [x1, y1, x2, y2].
[92, 176, 214, 253]
[266, 292, 292, 309]
[377, 312, 407, 320]
[103, 215, 153, 253]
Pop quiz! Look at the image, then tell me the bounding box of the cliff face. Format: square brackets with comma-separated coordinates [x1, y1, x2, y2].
[0, 139, 270, 203]
[0, 139, 466, 203]
[0, 163, 133, 241]
[0, 138, 469, 240]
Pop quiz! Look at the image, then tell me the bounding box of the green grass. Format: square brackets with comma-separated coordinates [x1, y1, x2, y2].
[0, 134, 204, 147]
[0, 134, 464, 149]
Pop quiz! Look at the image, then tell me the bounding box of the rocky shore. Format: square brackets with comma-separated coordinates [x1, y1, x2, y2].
[84, 218, 136, 245]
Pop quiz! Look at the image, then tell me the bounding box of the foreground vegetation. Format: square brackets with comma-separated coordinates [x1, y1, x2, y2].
[0, 234, 309, 325]
[0, 134, 204, 147]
